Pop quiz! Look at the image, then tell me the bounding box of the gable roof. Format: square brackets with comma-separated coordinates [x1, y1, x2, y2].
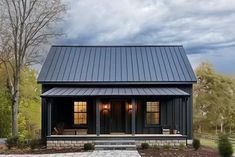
[38, 45, 197, 84]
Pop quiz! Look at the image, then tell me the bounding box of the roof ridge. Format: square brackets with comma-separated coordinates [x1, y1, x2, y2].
[51, 44, 183, 47]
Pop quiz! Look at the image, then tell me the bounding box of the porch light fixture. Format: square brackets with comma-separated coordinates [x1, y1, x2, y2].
[128, 104, 132, 111]
[104, 104, 108, 110]
[103, 104, 109, 111]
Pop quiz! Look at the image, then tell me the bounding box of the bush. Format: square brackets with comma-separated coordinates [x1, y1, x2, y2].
[29, 139, 43, 150]
[5, 136, 19, 149]
[17, 138, 28, 149]
[163, 144, 171, 150]
[192, 138, 200, 150]
[218, 134, 233, 157]
[141, 143, 149, 149]
[153, 144, 160, 150]
[179, 143, 186, 150]
[84, 143, 94, 150]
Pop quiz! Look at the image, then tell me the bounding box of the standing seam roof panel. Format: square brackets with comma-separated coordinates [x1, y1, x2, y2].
[170, 47, 186, 81]
[38, 45, 197, 83]
[38, 47, 56, 81]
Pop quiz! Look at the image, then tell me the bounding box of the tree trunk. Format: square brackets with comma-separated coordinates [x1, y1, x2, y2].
[216, 125, 218, 134]
[220, 122, 223, 133]
[230, 126, 232, 134]
[12, 71, 20, 136]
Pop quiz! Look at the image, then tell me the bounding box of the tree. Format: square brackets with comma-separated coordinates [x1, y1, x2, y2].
[0, 0, 66, 136]
[194, 62, 235, 134]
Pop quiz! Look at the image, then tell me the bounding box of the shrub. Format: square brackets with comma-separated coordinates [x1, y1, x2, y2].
[218, 134, 233, 157]
[179, 143, 186, 150]
[17, 138, 28, 149]
[141, 143, 149, 149]
[29, 139, 43, 150]
[192, 138, 200, 150]
[5, 136, 19, 149]
[153, 144, 160, 150]
[163, 144, 171, 150]
[84, 143, 94, 150]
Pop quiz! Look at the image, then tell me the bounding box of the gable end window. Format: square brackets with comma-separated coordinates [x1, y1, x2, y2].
[146, 101, 160, 125]
[74, 101, 87, 125]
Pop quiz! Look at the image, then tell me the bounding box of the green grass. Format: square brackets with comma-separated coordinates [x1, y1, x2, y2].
[200, 138, 235, 151]
[200, 138, 217, 149]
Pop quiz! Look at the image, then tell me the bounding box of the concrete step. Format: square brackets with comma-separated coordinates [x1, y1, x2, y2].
[94, 140, 136, 145]
[95, 144, 137, 150]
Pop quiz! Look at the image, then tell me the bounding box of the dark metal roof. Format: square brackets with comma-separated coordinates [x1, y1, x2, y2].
[41, 87, 189, 97]
[38, 45, 196, 84]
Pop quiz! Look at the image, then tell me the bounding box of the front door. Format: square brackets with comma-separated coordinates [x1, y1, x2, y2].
[111, 101, 125, 133]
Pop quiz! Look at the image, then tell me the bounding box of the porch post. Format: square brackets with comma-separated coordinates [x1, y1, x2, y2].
[96, 98, 100, 136]
[47, 100, 52, 136]
[131, 98, 136, 136]
[185, 97, 188, 136]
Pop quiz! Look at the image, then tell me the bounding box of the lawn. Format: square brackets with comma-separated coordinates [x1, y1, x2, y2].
[200, 138, 235, 151]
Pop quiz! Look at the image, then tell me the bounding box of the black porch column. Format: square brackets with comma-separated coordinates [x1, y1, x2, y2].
[41, 98, 47, 139]
[96, 98, 100, 136]
[131, 98, 136, 136]
[47, 100, 52, 136]
[185, 97, 188, 137]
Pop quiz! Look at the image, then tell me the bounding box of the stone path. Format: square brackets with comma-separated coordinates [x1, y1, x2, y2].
[0, 150, 141, 157]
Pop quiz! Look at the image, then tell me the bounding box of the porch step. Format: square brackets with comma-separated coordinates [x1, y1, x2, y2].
[94, 140, 136, 150]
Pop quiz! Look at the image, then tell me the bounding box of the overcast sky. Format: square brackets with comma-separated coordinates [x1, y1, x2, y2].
[55, 0, 235, 74]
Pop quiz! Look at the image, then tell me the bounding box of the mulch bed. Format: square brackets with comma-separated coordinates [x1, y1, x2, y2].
[138, 146, 220, 157]
[0, 146, 85, 154]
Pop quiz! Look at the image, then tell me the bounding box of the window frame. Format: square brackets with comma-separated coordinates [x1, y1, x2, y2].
[73, 101, 87, 126]
[145, 101, 161, 127]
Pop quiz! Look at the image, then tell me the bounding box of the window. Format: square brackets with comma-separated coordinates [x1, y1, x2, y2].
[146, 101, 160, 125]
[74, 101, 87, 125]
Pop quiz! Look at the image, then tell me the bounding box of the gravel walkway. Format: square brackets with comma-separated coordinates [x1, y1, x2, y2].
[0, 150, 140, 157]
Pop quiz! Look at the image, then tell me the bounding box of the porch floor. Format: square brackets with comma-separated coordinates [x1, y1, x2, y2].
[49, 134, 184, 138]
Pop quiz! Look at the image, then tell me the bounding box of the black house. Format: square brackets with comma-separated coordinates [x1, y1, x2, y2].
[38, 45, 196, 149]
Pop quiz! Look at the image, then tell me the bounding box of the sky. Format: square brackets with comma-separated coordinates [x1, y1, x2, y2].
[55, 0, 235, 74]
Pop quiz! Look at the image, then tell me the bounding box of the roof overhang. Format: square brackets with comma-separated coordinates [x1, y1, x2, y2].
[41, 87, 190, 97]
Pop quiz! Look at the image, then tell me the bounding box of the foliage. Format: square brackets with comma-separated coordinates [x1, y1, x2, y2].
[141, 143, 150, 149]
[5, 136, 19, 149]
[163, 144, 171, 150]
[153, 144, 160, 150]
[0, 67, 41, 139]
[194, 62, 235, 133]
[218, 134, 233, 157]
[0, 68, 11, 137]
[179, 143, 186, 150]
[192, 138, 200, 150]
[29, 139, 44, 150]
[84, 143, 94, 150]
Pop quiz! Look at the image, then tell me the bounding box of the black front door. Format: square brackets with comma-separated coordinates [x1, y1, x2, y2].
[111, 101, 125, 133]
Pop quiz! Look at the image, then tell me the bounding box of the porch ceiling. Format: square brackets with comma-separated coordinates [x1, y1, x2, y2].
[41, 87, 189, 97]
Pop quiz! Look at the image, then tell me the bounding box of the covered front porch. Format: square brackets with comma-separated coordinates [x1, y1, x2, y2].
[41, 87, 191, 139]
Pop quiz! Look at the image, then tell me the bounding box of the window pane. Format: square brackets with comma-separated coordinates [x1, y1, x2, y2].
[78, 113, 87, 124]
[147, 102, 159, 112]
[74, 113, 79, 124]
[74, 101, 87, 125]
[146, 112, 160, 125]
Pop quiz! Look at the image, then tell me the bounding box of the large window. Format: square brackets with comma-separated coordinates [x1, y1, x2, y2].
[74, 101, 87, 125]
[146, 101, 160, 125]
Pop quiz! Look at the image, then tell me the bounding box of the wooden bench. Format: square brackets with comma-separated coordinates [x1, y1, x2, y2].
[63, 129, 87, 135]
